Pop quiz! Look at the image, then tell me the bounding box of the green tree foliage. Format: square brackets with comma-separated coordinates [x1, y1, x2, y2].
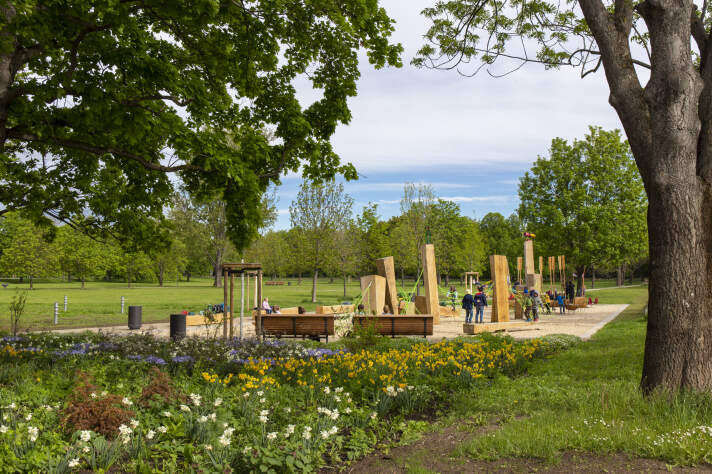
[430, 199, 466, 285]
[356, 204, 391, 275]
[54, 226, 110, 288]
[289, 181, 353, 303]
[0, 1, 401, 252]
[518, 127, 648, 292]
[0, 214, 56, 289]
[478, 212, 522, 277]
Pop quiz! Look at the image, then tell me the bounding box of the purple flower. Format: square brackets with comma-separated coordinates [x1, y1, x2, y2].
[172, 355, 194, 364]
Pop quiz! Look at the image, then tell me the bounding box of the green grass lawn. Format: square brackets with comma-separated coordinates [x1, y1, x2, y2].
[434, 286, 712, 467]
[0, 276, 635, 330]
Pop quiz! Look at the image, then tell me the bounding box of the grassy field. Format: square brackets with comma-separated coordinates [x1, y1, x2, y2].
[0, 276, 633, 330]
[373, 285, 712, 470]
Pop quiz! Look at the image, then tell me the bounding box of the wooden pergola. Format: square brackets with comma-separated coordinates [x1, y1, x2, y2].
[221, 262, 263, 339]
[464, 271, 480, 293]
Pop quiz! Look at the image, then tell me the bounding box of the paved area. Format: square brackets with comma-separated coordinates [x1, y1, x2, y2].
[430, 304, 628, 341]
[50, 304, 628, 342]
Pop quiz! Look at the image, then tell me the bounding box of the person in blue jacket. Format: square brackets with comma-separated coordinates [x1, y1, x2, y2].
[556, 293, 566, 314]
[462, 289, 474, 324]
[473, 286, 488, 323]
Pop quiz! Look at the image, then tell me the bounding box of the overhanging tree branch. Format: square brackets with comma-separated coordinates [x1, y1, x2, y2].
[6, 130, 202, 173]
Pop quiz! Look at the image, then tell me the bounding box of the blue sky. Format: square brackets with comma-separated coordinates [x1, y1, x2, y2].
[272, 0, 624, 229]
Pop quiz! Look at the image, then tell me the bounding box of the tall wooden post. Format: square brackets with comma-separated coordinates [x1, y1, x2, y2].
[489, 255, 510, 322]
[222, 269, 228, 339]
[420, 244, 440, 324]
[229, 272, 234, 339]
[516, 257, 522, 283]
[539, 256, 544, 276]
[254, 272, 258, 308]
[246, 274, 250, 309]
[376, 256, 398, 314]
[256, 270, 263, 339]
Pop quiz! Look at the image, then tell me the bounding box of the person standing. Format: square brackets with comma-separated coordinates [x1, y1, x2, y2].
[556, 293, 566, 314]
[462, 289, 474, 324]
[531, 290, 541, 322]
[473, 286, 488, 323]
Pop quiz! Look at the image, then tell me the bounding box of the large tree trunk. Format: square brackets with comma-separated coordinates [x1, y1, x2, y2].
[158, 266, 164, 287]
[311, 268, 318, 303]
[642, 176, 712, 392]
[575, 266, 585, 297]
[616, 265, 623, 287]
[213, 259, 222, 288]
[400, 267, 405, 289]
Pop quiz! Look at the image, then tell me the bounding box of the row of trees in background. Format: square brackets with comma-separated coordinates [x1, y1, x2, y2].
[0, 128, 648, 302]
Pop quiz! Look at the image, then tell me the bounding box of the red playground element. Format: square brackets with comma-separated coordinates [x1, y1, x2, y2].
[523, 232, 536, 239]
[594, 297, 599, 304]
[588, 297, 592, 305]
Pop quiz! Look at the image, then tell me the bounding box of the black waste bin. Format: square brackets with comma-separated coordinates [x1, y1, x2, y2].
[128, 306, 142, 330]
[170, 314, 186, 340]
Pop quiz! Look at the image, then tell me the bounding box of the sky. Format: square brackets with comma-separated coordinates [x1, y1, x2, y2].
[272, 1, 624, 229]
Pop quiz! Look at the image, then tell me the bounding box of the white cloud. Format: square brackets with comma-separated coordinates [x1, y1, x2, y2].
[441, 195, 513, 203]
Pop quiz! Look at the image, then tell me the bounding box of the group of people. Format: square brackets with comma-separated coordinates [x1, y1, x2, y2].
[461, 287, 488, 324]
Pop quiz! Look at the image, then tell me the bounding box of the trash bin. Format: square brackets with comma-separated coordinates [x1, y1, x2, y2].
[170, 314, 186, 340]
[128, 306, 142, 330]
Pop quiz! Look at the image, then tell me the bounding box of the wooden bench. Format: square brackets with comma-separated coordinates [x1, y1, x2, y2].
[264, 281, 286, 286]
[258, 314, 335, 342]
[353, 315, 433, 338]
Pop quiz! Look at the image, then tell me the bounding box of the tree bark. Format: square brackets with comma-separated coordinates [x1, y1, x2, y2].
[343, 274, 347, 299]
[29, 275, 33, 290]
[311, 268, 318, 303]
[298, 272, 302, 285]
[617, 265, 623, 287]
[575, 266, 585, 297]
[81, 276, 85, 289]
[592, 267, 595, 289]
[213, 257, 222, 288]
[158, 266, 164, 287]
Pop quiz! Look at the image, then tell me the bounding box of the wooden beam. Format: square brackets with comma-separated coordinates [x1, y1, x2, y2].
[420, 244, 440, 324]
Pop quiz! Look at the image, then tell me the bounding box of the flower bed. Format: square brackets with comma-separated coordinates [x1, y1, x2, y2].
[0, 332, 560, 472]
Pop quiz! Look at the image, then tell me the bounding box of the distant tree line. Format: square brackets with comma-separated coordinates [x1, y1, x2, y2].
[0, 128, 648, 297]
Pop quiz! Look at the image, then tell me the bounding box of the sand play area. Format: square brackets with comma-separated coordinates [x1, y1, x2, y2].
[51, 304, 628, 342]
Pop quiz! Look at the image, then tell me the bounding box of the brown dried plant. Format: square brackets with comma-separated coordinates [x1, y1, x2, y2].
[61, 372, 134, 438]
[138, 367, 186, 407]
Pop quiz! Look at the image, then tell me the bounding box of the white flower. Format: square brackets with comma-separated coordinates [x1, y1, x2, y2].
[146, 430, 155, 440]
[330, 409, 339, 421]
[371, 412, 377, 420]
[118, 424, 133, 436]
[284, 407, 291, 413]
[121, 397, 133, 406]
[101, 391, 108, 396]
[27, 426, 38, 442]
[345, 407, 352, 414]
[243, 446, 252, 455]
[209, 413, 217, 421]
[68, 458, 79, 468]
[180, 404, 191, 412]
[259, 415, 268, 423]
[320, 430, 330, 439]
[224, 427, 235, 437]
[259, 397, 266, 404]
[329, 426, 338, 435]
[223, 422, 228, 428]
[334, 395, 341, 402]
[0, 425, 7, 433]
[218, 435, 230, 446]
[24, 413, 32, 421]
[162, 411, 172, 417]
[1, 414, 7, 421]
[213, 398, 223, 407]
[82, 446, 90, 453]
[243, 392, 250, 398]
[129, 419, 139, 429]
[260, 410, 269, 417]
[267, 431, 277, 440]
[157, 426, 167, 434]
[197, 415, 208, 423]
[90, 392, 97, 399]
[285, 424, 295, 436]
[205, 444, 213, 450]
[323, 387, 331, 394]
[79, 430, 91, 442]
[256, 390, 264, 396]
[335, 387, 343, 393]
[407, 385, 414, 390]
[189, 393, 202, 407]
[8, 403, 15, 409]
[303, 426, 312, 440]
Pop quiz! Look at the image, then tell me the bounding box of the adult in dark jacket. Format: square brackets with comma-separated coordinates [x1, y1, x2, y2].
[462, 290, 474, 324]
[473, 287, 488, 323]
